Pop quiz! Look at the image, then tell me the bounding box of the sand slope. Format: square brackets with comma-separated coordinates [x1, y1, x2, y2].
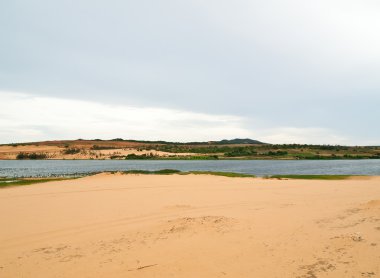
[0, 174, 379, 277]
[0, 144, 195, 159]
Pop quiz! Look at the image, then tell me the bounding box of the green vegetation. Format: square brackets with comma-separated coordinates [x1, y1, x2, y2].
[109, 154, 219, 160]
[16, 152, 48, 159]
[122, 169, 182, 175]
[225, 147, 258, 157]
[157, 155, 219, 160]
[120, 169, 255, 177]
[268, 175, 353, 180]
[186, 171, 256, 178]
[110, 144, 380, 160]
[147, 144, 380, 160]
[0, 177, 76, 188]
[124, 153, 156, 159]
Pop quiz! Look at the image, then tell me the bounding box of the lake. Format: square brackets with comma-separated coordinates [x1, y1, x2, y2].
[1, 159, 380, 177]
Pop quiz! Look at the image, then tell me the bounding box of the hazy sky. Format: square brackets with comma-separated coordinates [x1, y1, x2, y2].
[1, 0, 379, 145]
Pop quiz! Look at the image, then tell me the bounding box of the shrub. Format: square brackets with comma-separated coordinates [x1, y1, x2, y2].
[91, 145, 117, 150]
[16, 152, 27, 159]
[125, 153, 157, 159]
[63, 148, 81, 155]
[16, 152, 47, 159]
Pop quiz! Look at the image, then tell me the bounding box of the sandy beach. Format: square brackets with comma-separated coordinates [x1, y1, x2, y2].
[0, 174, 379, 277]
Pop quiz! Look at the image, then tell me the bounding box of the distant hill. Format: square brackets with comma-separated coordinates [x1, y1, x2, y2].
[212, 138, 265, 145]
[1, 138, 265, 147]
[95, 138, 265, 145]
[112, 138, 265, 145]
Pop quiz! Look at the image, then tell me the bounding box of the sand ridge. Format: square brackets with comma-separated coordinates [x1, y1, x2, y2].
[0, 174, 379, 277]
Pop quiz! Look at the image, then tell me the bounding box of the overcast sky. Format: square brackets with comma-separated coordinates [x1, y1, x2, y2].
[1, 0, 379, 145]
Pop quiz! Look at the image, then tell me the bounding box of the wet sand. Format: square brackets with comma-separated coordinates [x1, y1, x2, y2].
[0, 173, 379, 277]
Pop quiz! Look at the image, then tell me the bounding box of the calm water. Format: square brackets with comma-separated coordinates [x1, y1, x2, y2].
[1, 159, 380, 177]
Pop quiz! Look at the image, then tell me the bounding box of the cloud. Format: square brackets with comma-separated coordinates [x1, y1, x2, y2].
[258, 127, 350, 145]
[0, 91, 255, 143]
[0, 91, 361, 145]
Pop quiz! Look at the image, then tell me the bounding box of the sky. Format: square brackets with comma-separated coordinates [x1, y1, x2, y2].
[1, 0, 379, 145]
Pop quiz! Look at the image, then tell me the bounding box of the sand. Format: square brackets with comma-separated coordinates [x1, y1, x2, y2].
[0, 174, 379, 277]
[0, 145, 195, 159]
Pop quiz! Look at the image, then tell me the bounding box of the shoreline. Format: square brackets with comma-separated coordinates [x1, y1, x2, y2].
[0, 169, 376, 183]
[2, 157, 380, 160]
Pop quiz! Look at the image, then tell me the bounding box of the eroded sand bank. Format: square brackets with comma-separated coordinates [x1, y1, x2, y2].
[0, 174, 379, 277]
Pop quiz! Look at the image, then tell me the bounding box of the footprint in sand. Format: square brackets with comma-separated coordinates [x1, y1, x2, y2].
[298, 259, 336, 278]
[361, 200, 380, 210]
[30, 245, 84, 262]
[164, 216, 236, 235]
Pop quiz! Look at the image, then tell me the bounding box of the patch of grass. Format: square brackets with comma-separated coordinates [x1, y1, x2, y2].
[268, 175, 353, 180]
[186, 171, 256, 178]
[0, 177, 77, 188]
[120, 169, 255, 177]
[170, 155, 219, 160]
[122, 169, 182, 175]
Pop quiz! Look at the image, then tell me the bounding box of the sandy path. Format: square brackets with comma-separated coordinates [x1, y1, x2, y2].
[0, 174, 379, 277]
